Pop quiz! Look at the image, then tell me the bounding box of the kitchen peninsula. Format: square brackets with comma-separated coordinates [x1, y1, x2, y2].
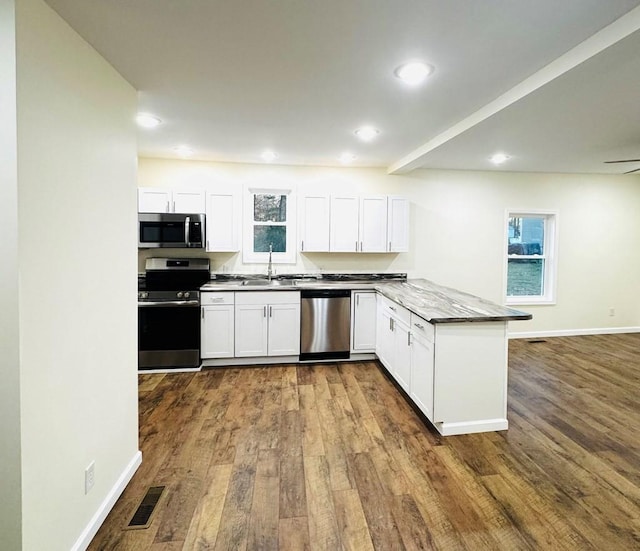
[199, 274, 531, 436]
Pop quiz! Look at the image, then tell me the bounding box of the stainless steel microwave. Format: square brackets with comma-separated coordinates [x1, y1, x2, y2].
[138, 213, 206, 249]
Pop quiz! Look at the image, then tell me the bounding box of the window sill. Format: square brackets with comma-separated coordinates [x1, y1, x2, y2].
[506, 297, 556, 306]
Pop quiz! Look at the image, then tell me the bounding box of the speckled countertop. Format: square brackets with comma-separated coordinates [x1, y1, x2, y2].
[198, 274, 531, 324]
[376, 279, 532, 324]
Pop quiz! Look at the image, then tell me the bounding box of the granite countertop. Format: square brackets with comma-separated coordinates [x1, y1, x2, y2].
[376, 279, 532, 324]
[200, 273, 405, 291]
[199, 273, 531, 324]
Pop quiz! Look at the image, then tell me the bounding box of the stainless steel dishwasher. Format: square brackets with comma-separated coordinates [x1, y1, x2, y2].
[300, 289, 351, 361]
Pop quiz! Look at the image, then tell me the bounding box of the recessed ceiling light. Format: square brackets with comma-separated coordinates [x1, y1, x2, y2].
[394, 61, 434, 86]
[174, 145, 194, 158]
[339, 152, 357, 164]
[354, 126, 380, 142]
[261, 150, 278, 162]
[136, 113, 162, 128]
[490, 152, 510, 165]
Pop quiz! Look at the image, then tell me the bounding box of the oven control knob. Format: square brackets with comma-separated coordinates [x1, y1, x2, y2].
[184, 292, 190, 298]
[177, 292, 184, 298]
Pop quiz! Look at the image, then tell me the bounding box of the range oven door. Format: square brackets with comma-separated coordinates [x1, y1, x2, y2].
[138, 301, 201, 369]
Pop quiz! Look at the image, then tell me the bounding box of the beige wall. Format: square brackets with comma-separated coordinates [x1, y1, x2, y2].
[0, 1, 22, 548]
[139, 158, 640, 335]
[15, 0, 139, 549]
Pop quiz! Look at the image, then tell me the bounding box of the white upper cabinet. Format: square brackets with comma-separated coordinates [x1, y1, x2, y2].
[387, 196, 410, 252]
[300, 194, 330, 252]
[329, 195, 360, 252]
[172, 189, 206, 214]
[359, 196, 388, 252]
[138, 188, 172, 213]
[138, 187, 205, 214]
[206, 191, 240, 252]
[326, 194, 405, 253]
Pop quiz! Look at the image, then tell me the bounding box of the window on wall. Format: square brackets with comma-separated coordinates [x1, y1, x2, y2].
[506, 211, 557, 304]
[243, 188, 296, 263]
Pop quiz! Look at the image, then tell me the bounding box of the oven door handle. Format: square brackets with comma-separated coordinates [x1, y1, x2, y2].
[138, 300, 200, 307]
[184, 216, 191, 246]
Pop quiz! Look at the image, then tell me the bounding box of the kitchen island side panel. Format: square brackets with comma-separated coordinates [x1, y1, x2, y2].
[433, 322, 508, 427]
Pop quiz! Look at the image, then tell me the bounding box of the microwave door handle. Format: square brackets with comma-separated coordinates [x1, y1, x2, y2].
[184, 216, 190, 246]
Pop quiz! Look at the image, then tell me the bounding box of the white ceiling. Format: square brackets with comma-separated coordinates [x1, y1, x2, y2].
[44, 0, 640, 174]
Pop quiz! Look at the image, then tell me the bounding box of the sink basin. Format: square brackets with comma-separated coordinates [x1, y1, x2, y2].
[241, 279, 294, 287]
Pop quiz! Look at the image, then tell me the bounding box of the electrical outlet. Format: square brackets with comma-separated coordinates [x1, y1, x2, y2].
[85, 461, 95, 494]
[609, 307, 616, 317]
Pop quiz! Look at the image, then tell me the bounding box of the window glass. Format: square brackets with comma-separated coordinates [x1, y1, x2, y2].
[507, 259, 544, 296]
[506, 212, 556, 304]
[507, 216, 544, 255]
[254, 194, 287, 222]
[254, 226, 286, 252]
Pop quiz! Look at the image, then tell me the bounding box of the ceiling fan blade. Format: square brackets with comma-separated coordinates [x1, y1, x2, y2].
[624, 167, 640, 174]
[604, 159, 640, 163]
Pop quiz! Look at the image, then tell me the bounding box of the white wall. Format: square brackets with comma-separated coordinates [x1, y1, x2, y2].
[0, 1, 23, 548]
[139, 158, 640, 335]
[15, 0, 139, 549]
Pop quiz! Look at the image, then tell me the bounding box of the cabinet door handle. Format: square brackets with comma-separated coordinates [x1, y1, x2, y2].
[389, 317, 394, 331]
[172, 200, 176, 212]
[301, 240, 304, 251]
[269, 306, 273, 317]
[356, 294, 360, 307]
[414, 322, 424, 330]
[166, 200, 170, 213]
[389, 306, 396, 312]
[389, 241, 392, 251]
[201, 308, 204, 319]
[360, 241, 363, 252]
[408, 331, 411, 346]
[355, 241, 358, 252]
[263, 306, 267, 317]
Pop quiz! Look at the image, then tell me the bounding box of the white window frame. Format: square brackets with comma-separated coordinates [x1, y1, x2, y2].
[243, 187, 297, 264]
[504, 209, 558, 305]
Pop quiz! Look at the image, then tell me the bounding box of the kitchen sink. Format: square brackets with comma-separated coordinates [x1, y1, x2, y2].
[241, 279, 294, 287]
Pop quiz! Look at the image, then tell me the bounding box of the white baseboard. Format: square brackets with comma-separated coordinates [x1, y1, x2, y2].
[435, 418, 508, 436]
[508, 326, 640, 339]
[71, 450, 142, 551]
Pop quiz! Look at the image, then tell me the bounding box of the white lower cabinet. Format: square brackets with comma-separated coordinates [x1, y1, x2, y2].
[351, 291, 377, 352]
[376, 294, 435, 413]
[234, 292, 301, 357]
[376, 295, 413, 393]
[375, 299, 394, 366]
[201, 292, 235, 359]
[393, 318, 412, 393]
[409, 316, 435, 421]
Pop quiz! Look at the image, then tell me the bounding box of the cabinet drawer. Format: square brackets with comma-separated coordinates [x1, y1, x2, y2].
[410, 313, 434, 343]
[201, 292, 234, 305]
[377, 294, 411, 325]
[235, 291, 301, 305]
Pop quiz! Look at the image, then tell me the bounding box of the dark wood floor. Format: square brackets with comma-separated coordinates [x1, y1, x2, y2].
[89, 334, 640, 550]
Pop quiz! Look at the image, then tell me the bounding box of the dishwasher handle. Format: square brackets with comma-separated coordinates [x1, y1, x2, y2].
[300, 289, 351, 299]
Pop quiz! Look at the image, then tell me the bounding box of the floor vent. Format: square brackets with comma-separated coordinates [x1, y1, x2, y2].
[125, 486, 165, 530]
[527, 339, 548, 344]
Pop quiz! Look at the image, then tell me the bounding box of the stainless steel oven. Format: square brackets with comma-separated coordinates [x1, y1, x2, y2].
[138, 258, 210, 370]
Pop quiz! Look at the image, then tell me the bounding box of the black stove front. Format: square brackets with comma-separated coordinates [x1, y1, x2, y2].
[138, 257, 210, 370]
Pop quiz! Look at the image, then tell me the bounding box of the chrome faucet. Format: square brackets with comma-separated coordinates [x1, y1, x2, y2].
[267, 243, 273, 281]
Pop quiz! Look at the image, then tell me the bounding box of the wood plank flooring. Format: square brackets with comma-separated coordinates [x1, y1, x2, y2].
[89, 334, 640, 550]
